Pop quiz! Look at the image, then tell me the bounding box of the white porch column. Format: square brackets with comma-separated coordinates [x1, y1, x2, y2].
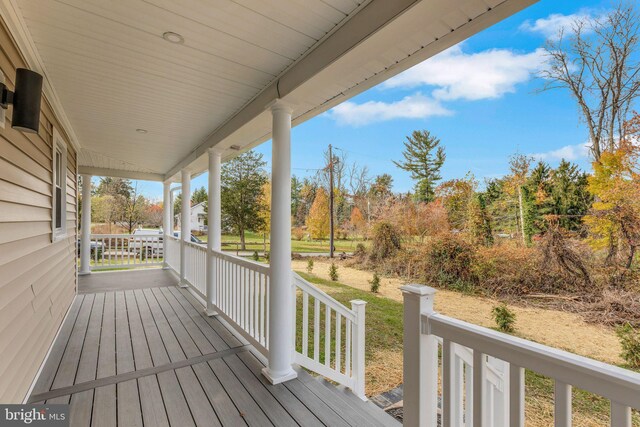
[162, 181, 171, 269]
[79, 174, 92, 275]
[262, 100, 297, 384]
[179, 169, 191, 288]
[206, 148, 222, 316]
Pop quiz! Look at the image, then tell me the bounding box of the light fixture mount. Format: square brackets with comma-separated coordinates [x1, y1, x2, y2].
[162, 31, 184, 44]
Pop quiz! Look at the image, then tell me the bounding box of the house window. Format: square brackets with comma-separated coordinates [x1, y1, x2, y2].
[52, 130, 67, 240]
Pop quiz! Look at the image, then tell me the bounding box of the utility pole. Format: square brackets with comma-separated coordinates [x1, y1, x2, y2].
[328, 144, 335, 258]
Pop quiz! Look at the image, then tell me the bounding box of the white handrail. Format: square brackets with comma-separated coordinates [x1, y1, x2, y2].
[427, 313, 640, 408]
[87, 233, 163, 270]
[402, 284, 640, 427]
[292, 272, 367, 400]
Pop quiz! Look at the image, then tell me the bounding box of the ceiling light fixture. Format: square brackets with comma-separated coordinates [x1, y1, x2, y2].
[162, 31, 184, 44]
[136, 128, 148, 134]
[230, 145, 241, 151]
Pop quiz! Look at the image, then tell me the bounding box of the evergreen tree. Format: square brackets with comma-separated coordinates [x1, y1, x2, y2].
[221, 151, 268, 250]
[393, 130, 446, 202]
[191, 186, 208, 205]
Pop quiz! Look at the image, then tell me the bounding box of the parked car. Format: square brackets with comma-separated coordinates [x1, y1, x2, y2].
[173, 232, 205, 245]
[129, 228, 164, 257]
[77, 239, 105, 257]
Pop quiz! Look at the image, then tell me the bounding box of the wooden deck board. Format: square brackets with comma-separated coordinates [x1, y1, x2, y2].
[28, 273, 399, 427]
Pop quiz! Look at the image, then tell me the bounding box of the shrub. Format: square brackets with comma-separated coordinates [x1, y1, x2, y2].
[329, 263, 339, 281]
[492, 304, 516, 333]
[616, 323, 640, 367]
[354, 243, 367, 259]
[369, 273, 381, 293]
[306, 258, 314, 274]
[292, 227, 305, 241]
[370, 222, 402, 261]
[428, 235, 475, 288]
[251, 251, 260, 261]
[264, 251, 270, 261]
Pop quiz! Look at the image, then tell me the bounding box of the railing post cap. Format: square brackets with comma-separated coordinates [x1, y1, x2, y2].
[350, 299, 367, 307]
[400, 284, 436, 296]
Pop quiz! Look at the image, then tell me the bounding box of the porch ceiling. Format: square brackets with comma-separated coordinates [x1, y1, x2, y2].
[5, 0, 536, 181]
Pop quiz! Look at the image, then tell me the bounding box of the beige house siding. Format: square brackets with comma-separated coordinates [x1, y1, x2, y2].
[0, 18, 77, 403]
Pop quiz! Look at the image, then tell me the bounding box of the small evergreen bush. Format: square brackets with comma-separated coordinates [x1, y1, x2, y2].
[252, 251, 259, 261]
[329, 263, 339, 281]
[369, 272, 381, 293]
[616, 323, 640, 368]
[492, 304, 516, 333]
[306, 258, 314, 274]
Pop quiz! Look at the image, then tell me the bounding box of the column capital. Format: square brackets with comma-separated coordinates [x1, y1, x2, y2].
[208, 147, 223, 157]
[268, 99, 293, 114]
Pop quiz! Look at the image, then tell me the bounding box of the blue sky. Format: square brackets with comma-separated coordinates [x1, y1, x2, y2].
[133, 0, 612, 201]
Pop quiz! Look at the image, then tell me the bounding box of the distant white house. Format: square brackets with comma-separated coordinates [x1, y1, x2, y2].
[175, 201, 207, 232]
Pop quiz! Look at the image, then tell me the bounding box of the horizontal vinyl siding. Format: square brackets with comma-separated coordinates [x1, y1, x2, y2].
[0, 18, 77, 403]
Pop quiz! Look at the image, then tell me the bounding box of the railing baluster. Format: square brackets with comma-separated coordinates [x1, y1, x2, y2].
[473, 350, 486, 427]
[325, 305, 331, 367]
[314, 298, 320, 362]
[509, 364, 525, 427]
[345, 319, 351, 378]
[554, 381, 572, 427]
[454, 351, 464, 427]
[611, 402, 631, 427]
[302, 292, 309, 357]
[443, 339, 456, 427]
[335, 313, 341, 373]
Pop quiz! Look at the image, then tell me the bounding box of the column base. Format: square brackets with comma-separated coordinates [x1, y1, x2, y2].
[178, 280, 189, 288]
[204, 307, 218, 317]
[78, 271, 92, 276]
[261, 367, 297, 385]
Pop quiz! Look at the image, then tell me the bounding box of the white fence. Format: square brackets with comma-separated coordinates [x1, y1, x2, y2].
[402, 284, 640, 427]
[293, 272, 367, 399]
[88, 234, 163, 270]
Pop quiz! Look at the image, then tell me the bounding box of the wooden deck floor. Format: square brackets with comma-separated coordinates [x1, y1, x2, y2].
[29, 273, 398, 427]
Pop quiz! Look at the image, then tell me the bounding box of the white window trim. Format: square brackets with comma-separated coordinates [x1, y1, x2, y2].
[52, 128, 68, 242]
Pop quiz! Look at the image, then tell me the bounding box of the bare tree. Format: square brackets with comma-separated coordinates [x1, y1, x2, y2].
[540, 3, 640, 160]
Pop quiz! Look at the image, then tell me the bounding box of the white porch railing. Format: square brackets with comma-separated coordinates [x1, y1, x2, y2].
[293, 272, 367, 399]
[184, 241, 207, 297]
[163, 242, 367, 397]
[165, 234, 180, 271]
[210, 249, 271, 355]
[402, 284, 640, 427]
[88, 234, 163, 270]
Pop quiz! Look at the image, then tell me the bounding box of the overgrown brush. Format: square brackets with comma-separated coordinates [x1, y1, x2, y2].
[306, 258, 314, 274]
[369, 222, 402, 261]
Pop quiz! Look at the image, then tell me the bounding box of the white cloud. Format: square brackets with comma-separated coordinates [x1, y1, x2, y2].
[531, 142, 590, 162]
[383, 45, 545, 101]
[519, 12, 597, 38]
[328, 93, 452, 127]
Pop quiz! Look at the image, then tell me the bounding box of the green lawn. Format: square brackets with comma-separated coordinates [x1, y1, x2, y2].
[200, 231, 368, 253]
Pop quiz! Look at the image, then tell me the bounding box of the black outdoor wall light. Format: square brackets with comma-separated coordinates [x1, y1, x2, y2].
[0, 68, 44, 133]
